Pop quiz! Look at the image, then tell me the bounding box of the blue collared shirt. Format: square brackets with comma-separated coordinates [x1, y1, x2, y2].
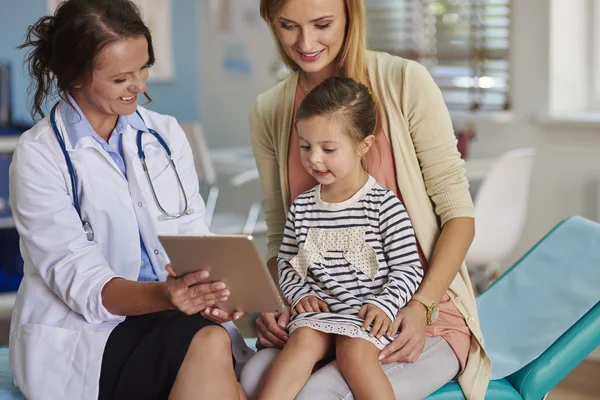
[60, 96, 158, 282]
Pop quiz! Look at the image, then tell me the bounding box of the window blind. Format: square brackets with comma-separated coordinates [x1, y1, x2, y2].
[366, 0, 511, 111]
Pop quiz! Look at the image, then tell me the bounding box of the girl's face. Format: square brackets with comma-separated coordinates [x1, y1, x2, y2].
[276, 0, 347, 77]
[72, 36, 150, 121]
[297, 115, 374, 194]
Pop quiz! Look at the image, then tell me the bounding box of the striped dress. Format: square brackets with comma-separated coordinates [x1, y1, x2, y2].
[278, 176, 424, 349]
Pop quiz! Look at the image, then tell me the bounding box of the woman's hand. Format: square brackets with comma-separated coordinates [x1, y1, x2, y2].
[378, 300, 427, 364]
[292, 295, 329, 315]
[165, 264, 230, 315]
[358, 304, 394, 338]
[255, 306, 291, 349]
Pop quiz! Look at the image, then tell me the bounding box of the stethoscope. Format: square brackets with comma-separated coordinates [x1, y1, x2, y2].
[50, 102, 194, 242]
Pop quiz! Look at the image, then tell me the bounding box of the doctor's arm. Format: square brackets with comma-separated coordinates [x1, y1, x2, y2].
[10, 140, 227, 322]
[102, 122, 236, 317]
[101, 266, 230, 316]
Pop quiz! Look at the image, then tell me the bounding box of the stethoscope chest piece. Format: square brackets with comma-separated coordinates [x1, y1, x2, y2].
[51, 102, 193, 243]
[82, 220, 94, 242]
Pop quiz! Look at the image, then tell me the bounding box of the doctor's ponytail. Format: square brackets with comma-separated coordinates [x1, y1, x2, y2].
[19, 15, 57, 120]
[18, 0, 155, 120]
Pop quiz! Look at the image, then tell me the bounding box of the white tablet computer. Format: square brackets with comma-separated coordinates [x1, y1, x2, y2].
[158, 234, 286, 314]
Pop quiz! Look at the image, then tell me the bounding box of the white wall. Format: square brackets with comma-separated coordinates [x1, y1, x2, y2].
[197, 0, 280, 148]
[464, 0, 600, 270]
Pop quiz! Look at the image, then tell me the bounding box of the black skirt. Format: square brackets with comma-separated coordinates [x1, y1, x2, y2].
[98, 309, 223, 400]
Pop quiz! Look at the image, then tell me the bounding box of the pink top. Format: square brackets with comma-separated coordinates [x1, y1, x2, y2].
[288, 85, 470, 375]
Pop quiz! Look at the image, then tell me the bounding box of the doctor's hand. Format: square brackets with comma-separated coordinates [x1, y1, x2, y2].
[165, 264, 230, 315]
[201, 307, 244, 324]
[255, 306, 291, 349]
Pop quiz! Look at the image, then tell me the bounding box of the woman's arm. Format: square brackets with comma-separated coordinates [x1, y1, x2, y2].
[415, 217, 474, 303]
[255, 256, 291, 349]
[380, 60, 476, 363]
[399, 60, 476, 301]
[249, 99, 287, 261]
[379, 218, 474, 364]
[250, 97, 293, 347]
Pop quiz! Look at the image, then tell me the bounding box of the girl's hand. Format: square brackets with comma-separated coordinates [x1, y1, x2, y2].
[164, 264, 230, 315]
[255, 306, 291, 349]
[293, 296, 329, 315]
[358, 304, 394, 338]
[378, 300, 427, 364]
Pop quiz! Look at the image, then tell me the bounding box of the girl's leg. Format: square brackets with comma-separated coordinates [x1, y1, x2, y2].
[169, 325, 245, 400]
[295, 336, 459, 400]
[258, 327, 333, 400]
[335, 336, 394, 400]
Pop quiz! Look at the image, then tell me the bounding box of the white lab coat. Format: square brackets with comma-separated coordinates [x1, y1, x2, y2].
[8, 106, 253, 400]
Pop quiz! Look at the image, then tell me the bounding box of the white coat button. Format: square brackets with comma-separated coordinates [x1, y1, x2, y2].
[154, 249, 159, 255]
[468, 317, 475, 323]
[138, 202, 142, 207]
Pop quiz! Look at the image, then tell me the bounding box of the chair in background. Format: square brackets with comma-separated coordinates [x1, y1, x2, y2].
[466, 147, 537, 292]
[181, 123, 266, 235]
[426, 216, 600, 399]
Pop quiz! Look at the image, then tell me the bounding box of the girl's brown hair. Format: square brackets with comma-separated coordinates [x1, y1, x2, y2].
[260, 0, 383, 134]
[296, 77, 376, 170]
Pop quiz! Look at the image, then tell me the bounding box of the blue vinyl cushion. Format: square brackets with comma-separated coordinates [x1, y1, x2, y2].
[425, 216, 600, 399]
[0, 347, 24, 399]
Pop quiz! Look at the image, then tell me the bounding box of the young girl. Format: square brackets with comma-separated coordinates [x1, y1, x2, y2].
[257, 77, 423, 400]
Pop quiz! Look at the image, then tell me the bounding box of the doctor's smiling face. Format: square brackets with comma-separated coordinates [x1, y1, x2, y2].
[71, 35, 151, 123]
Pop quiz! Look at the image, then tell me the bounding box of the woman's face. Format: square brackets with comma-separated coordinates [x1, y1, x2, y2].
[276, 0, 347, 76]
[73, 35, 150, 119]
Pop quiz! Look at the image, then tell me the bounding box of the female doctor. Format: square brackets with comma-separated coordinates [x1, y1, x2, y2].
[9, 0, 251, 399]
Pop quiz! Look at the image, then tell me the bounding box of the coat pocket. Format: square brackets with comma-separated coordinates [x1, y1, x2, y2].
[13, 323, 80, 400]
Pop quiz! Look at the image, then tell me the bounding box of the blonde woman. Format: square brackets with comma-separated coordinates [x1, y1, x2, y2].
[240, 0, 491, 399]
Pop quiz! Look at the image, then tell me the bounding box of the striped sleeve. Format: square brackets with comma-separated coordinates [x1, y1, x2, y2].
[277, 204, 320, 307]
[363, 192, 424, 321]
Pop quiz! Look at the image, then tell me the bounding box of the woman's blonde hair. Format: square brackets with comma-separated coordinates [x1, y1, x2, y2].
[259, 0, 382, 134]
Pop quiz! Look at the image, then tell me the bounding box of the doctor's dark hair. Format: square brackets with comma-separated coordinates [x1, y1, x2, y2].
[18, 0, 155, 119]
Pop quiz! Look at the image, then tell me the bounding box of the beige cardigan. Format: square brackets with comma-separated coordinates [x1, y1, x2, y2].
[249, 51, 491, 399]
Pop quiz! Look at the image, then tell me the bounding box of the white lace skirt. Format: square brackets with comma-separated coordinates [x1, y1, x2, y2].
[287, 312, 396, 350]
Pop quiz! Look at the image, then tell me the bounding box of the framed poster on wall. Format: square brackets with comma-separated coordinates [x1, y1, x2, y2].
[47, 0, 174, 81]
